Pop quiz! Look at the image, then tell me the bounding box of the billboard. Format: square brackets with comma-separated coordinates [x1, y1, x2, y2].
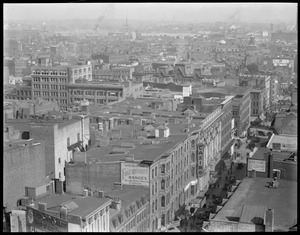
[121, 162, 149, 186]
[26, 206, 68, 232]
[247, 159, 266, 172]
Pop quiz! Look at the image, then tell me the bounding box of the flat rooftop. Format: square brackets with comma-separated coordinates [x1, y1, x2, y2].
[213, 177, 297, 231]
[34, 193, 111, 219]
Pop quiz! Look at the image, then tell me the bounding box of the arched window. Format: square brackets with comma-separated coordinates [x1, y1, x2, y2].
[161, 196, 165, 207]
[161, 164, 165, 174]
[161, 179, 165, 190]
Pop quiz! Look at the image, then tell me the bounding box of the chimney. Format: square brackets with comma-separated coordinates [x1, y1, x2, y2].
[265, 209, 274, 232]
[60, 206, 67, 220]
[38, 202, 47, 211]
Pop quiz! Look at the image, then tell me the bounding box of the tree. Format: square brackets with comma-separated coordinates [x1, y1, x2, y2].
[247, 63, 259, 74]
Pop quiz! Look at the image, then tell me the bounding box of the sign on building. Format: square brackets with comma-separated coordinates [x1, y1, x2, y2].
[247, 159, 266, 172]
[26, 206, 68, 232]
[121, 162, 149, 186]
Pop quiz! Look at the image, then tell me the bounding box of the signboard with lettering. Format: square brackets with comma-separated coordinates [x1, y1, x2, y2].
[247, 159, 266, 172]
[121, 162, 149, 186]
[26, 206, 68, 232]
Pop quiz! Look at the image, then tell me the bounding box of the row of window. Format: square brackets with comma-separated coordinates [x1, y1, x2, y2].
[33, 71, 67, 76]
[33, 77, 67, 83]
[70, 90, 121, 96]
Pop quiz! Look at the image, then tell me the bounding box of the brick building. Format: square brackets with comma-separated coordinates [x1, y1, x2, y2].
[5, 115, 90, 194]
[232, 89, 251, 137]
[3, 139, 48, 212]
[31, 64, 92, 110]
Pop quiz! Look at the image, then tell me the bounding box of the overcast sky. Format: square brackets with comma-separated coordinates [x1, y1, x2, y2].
[4, 3, 298, 23]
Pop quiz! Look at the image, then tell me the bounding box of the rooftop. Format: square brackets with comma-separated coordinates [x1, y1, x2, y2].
[266, 134, 297, 151]
[213, 177, 297, 231]
[106, 186, 149, 218]
[34, 193, 111, 219]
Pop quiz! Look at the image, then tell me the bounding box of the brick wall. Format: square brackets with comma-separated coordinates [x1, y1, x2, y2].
[66, 162, 121, 194]
[29, 124, 55, 177]
[3, 141, 46, 212]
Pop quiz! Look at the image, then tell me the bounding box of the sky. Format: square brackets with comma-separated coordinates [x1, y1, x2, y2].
[4, 3, 298, 24]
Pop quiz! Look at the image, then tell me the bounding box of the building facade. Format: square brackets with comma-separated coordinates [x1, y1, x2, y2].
[67, 83, 124, 106]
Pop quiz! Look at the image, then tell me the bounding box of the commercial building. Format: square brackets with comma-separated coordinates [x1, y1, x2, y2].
[67, 83, 124, 106]
[239, 74, 271, 111]
[249, 89, 263, 120]
[31, 64, 92, 110]
[232, 89, 251, 137]
[206, 177, 297, 232]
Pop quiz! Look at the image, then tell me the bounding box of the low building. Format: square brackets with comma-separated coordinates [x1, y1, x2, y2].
[26, 193, 111, 232]
[266, 133, 297, 152]
[207, 177, 297, 232]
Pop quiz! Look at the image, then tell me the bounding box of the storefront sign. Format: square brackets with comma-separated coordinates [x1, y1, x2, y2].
[26, 206, 68, 232]
[121, 162, 149, 186]
[247, 159, 266, 172]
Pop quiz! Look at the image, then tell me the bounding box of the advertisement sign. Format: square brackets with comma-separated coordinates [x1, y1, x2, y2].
[247, 159, 266, 172]
[121, 162, 149, 186]
[26, 206, 68, 232]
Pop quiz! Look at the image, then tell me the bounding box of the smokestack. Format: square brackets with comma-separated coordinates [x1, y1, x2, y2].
[265, 209, 274, 232]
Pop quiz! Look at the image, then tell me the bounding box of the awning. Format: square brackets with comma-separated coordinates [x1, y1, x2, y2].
[67, 141, 83, 151]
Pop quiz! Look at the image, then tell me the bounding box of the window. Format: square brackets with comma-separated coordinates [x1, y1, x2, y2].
[152, 184, 154, 195]
[161, 214, 165, 227]
[152, 169, 154, 178]
[161, 179, 165, 190]
[161, 196, 165, 207]
[58, 158, 61, 164]
[155, 167, 157, 176]
[77, 133, 80, 142]
[152, 202, 154, 213]
[161, 164, 165, 174]
[191, 167, 195, 177]
[155, 182, 157, 193]
[155, 199, 157, 210]
[59, 172, 61, 179]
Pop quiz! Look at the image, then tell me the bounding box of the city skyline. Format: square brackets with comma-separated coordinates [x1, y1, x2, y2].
[4, 3, 298, 24]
